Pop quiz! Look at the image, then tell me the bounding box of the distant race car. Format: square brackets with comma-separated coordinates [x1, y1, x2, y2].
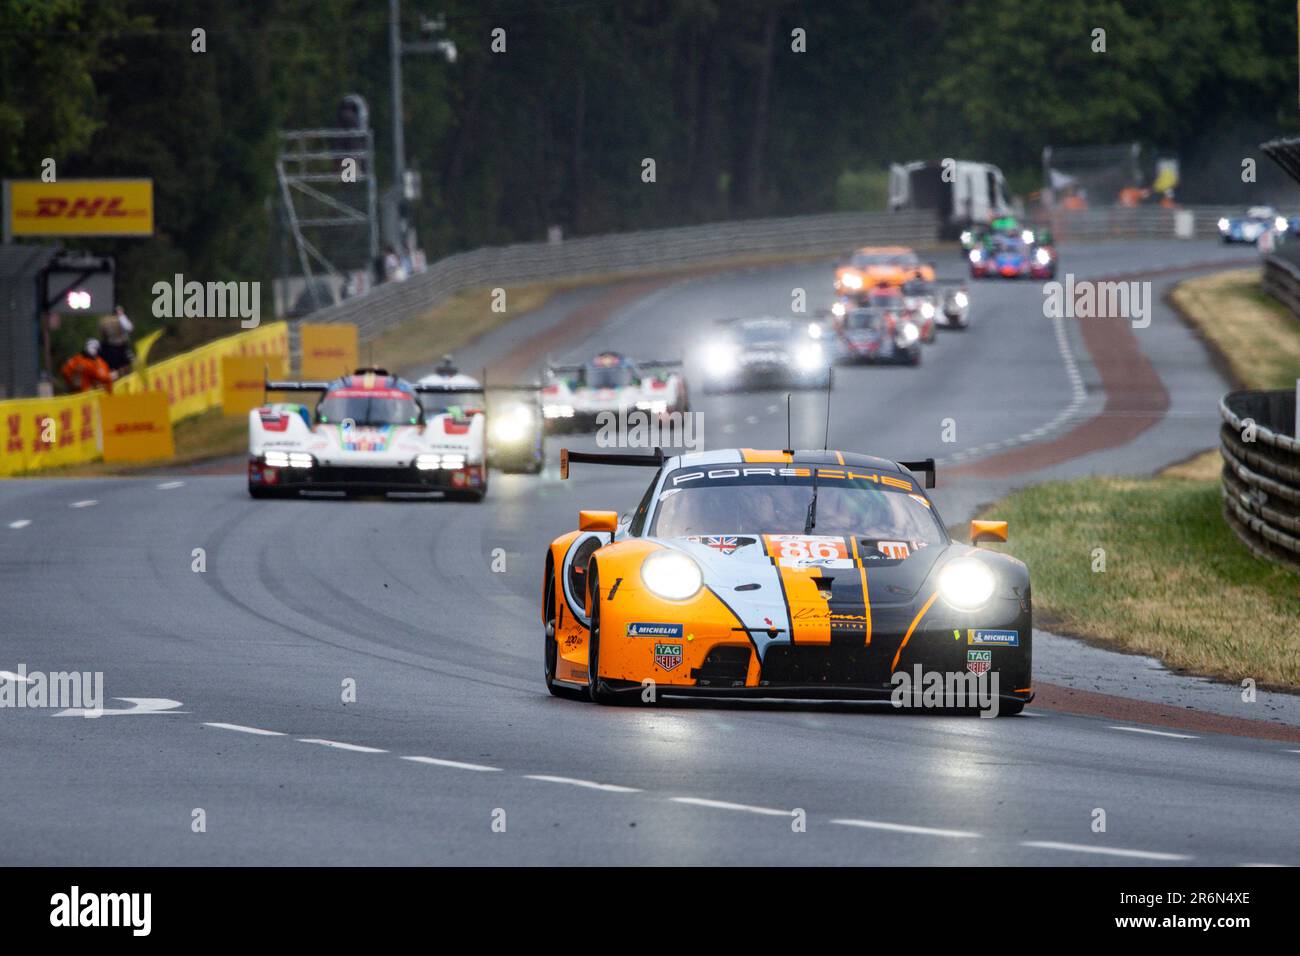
[902, 276, 970, 330]
[418, 356, 544, 474]
[543, 447, 1032, 715]
[700, 316, 833, 392]
[834, 246, 935, 296]
[829, 303, 922, 366]
[866, 283, 935, 343]
[542, 351, 688, 432]
[968, 234, 1056, 279]
[1217, 206, 1295, 244]
[249, 366, 490, 500]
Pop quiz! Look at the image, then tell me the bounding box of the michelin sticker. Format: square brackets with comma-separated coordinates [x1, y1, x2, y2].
[627, 622, 684, 639]
[967, 629, 1019, 647]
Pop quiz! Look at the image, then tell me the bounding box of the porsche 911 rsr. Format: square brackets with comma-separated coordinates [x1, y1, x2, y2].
[417, 361, 544, 474]
[248, 367, 489, 500]
[543, 448, 1032, 714]
[831, 305, 922, 366]
[699, 316, 833, 393]
[542, 352, 688, 432]
[834, 246, 935, 296]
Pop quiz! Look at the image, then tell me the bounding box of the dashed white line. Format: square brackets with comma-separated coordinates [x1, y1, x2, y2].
[296, 738, 387, 753]
[204, 722, 285, 736]
[1283, 749, 1300, 754]
[69, 499, 97, 509]
[1021, 840, 1191, 861]
[670, 796, 791, 816]
[156, 481, 185, 490]
[7, 520, 30, 529]
[402, 756, 502, 772]
[1108, 726, 1199, 739]
[525, 774, 640, 793]
[832, 818, 982, 839]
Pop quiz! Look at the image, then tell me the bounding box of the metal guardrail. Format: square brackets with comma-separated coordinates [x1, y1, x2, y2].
[1219, 389, 1300, 572]
[1036, 205, 1241, 242]
[300, 209, 942, 342]
[1261, 241, 1300, 318]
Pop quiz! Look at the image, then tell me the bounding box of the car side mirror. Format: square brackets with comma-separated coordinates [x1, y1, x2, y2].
[579, 510, 619, 532]
[970, 520, 1008, 546]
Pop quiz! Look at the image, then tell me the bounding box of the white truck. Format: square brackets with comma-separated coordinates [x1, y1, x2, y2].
[889, 159, 1016, 239]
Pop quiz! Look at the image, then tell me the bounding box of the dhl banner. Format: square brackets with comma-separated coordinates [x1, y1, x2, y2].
[299, 323, 358, 379]
[116, 322, 288, 422]
[100, 391, 173, 463]
[222, 353, 288, 417]
[4, 179, 154, 238]
[0, 391, 102, 476]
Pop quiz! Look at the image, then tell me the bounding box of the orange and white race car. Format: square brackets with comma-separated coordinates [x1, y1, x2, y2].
[543, 447, 1033, 714]
[834, 246, 935, 296]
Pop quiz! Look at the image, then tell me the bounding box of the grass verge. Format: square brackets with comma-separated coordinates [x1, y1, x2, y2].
[976, 268, 1300, 689]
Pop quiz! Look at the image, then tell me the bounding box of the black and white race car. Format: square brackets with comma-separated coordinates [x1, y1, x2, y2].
[698, 316, 833, 393]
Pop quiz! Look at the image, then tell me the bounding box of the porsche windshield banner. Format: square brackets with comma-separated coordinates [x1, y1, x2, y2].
[4, 178, 154, 238]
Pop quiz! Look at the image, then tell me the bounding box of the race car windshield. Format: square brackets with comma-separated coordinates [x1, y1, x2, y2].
[419, 391, 481, 416]
[852, 252, 914, 268]
[585, 365, 634, 389]
[845, 309, 886, 330]
[737, 321, 797, 343]
[650, 468, 945, 542]
[318, 390, 422, 425]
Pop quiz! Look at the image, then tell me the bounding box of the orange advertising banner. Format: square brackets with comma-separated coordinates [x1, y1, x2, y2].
[5, 179, 154, 237]
[299, 323, 359, 380]
[99, 391, 174, 462]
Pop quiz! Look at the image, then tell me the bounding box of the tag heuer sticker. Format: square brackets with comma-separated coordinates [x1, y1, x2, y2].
[653, 643, 683, 671]
[967, 629, 1019, 647]
[627, 622, 683, 639]
[966, 649, 992, 675]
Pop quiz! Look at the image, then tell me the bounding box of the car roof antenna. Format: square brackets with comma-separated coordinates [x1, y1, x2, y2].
[822, 373, 832, 450]
[783, 393, 793, 456]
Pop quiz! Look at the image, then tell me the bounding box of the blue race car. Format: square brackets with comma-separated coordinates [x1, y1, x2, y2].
[1217, 206, 1296, 244]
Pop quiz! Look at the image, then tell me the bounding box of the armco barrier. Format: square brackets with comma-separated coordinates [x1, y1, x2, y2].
[1218, 388, 1300, 572]
[1261, 241, 1300, 319]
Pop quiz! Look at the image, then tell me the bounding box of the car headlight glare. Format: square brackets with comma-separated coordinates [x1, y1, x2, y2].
[937, 558, 997, 611]
[1276, 217, 1288, 232]
[831, 301, 846, 317]
[920, 302, 935, 319]
[1218, 218, 1229, 231]
[968, 249, 982, 263]
[954, 291, 969, 308]
[898, 322, 919, 344]
[490, 414, 529, 444]
[1034, 248, 1051, 266]
[640, 551, 703, 601]
[704, 342, 737, 373]
[794, 343, 824, 370]
[543, 403, 575, 419]
[841, 272, 863, 290]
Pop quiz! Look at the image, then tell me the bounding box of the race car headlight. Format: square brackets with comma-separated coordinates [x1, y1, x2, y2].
[1276, 216, 1288, 232]
[897, 321, 920, 345]
[635, 400, 669, 414]
[640, 550, 703, 601]
[953, 291, 969, 308]
[1034, 248, 1052, 266]
[1021, 230, 1035, 243]
[841, 271, 863, 290]
[919, 302, 936, 320]
[704, 342, 738, 373]
[1217, 218, 1229, 231]
[831, 301, 846, 317]
[938, 558, 997, 611]
[416, 453, 467, 470]
[490, 410, 531, 444]
[807, 322, 823, 339]
[264, 451, 313, 469]
[416, 454, 441, 470]
[543, 403, 574, 419]
[794, 342, 824, 370]
[968, 249, 983, 263]
[960, 230, 973, 245]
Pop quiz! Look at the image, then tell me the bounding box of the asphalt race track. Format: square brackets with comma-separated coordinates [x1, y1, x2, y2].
[3, 239, 1297, 866]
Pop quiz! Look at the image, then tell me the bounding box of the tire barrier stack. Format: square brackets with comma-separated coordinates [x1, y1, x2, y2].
[1219, 388, 1300, 572]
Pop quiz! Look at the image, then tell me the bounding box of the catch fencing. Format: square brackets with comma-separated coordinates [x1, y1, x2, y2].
[1218, 389, 1300, 573]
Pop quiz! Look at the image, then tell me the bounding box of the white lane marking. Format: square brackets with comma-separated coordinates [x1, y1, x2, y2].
[1283, 749, 1300, 754]
[156, 481, 185, 490]
[403, 756, 502, 772]
[54, 697, 186, 718]
[0, 671, 35, 683]
[1237, 862, 1288, 867]
[832, 818, 982, 839]
[1021, 840, 1191, 861]
[297, 738, 387, 753]
[204, 722, 285, 736]
[525, 774, 640, 793]
[1108, 726, 1199, 739]
[670, 796, 791, 816]
[8, 520, 31, 529]
[69, 499, 97, 509]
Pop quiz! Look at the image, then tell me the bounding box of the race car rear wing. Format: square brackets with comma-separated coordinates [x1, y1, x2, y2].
[898, 458, 936, 489]
[265, 378, 331, 395]
[414, 383, 485, 395]
[560, 447, 665, 480]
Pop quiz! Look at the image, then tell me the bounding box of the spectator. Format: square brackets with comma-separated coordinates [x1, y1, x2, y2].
[97, 305, 135, 374]
[61, 339, 114, 393]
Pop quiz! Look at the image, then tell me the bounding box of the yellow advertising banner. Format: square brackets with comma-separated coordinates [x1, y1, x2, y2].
[99, 391, 174, 462]
[116, 322, 289, 422]
[222, 353, 288, 417]
[300, 323, 359, 380]
[0, 391, 102, 476]
[5, 179, 154, 237]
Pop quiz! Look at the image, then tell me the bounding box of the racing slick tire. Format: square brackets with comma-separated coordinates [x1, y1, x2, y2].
[901, 345, 922, 366]
[543, 568, 589, 701]
[248, 484, 286, 499]
[585, 566, 632, 706]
